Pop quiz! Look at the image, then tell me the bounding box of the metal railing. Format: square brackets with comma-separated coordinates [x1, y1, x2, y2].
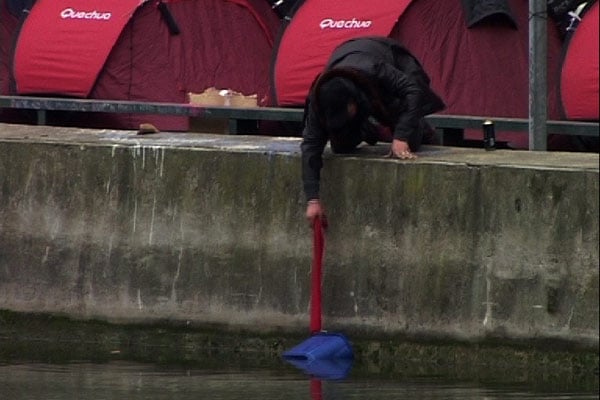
[0, 95, 598, 147]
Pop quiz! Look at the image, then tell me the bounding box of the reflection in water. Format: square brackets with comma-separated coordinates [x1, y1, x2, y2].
[0, 362, 598, 400]
[284, 357, 354, 380]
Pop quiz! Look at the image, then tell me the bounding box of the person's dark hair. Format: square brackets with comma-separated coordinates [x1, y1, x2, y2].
[317, 77, 359, 132]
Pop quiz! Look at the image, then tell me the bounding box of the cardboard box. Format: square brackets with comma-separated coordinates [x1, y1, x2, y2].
[188, 87, 258, 107]
[188, 87, 258, 133]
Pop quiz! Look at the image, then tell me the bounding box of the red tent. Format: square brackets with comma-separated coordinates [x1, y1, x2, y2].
[559, 1, 599, 121]
[2, 0, 596, 150]
[13, 0, 152, 98]
[1, 0, 280, 130]
[271, 0, 596, 149]
[272, 0, 413, 106]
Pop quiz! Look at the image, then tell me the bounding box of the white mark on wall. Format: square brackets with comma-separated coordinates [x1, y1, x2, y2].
[88, 280, 95, 305]
[142, 146, 146, 169]
[171, 246, 183, 304]
[255, 285, 263, 307]
[226, 144, 262, 151]
[482, 273, 494, 329]
[50, 218, 60, 240]
[105, 234, 113, 279]
[565, 306, 575, 329]
[132, 200, 138, 234]
[350, 291, 358, 315]
[23, 163, 34, 195]
[171, 204, 178, 223]
[137, 288, 143, 310]
[105, 178, 111, 196]
[363, 225, 378, 239]
[255, 262, 263, 306]
[154, 147, 166, 178]
[133, 142, 142, 159]
[170, 218, 186, 304]
[161, 148, 165, 177]
[130, 144, 166, 175]
[41, 246, 50, 266]
[148, 195, 157, 245]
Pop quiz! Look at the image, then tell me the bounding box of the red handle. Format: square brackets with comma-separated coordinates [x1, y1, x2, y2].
[310, 378, 323, 400]
[310, 217, 324, 334]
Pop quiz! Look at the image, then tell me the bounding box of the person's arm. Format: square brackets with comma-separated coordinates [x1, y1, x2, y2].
[372, 62, 424, 159]
[374, 62, 423, 142]
[301, 102, 328, 225]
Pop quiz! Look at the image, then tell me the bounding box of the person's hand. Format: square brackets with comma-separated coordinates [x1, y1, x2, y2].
[306, 199, 328, 228]
[386, 139, 417, 160]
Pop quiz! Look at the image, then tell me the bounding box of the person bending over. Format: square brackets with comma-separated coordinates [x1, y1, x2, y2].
[301, 36, 445, 225]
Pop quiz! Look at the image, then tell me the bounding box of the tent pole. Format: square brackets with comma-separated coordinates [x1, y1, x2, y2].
[529, 0, 548, 151]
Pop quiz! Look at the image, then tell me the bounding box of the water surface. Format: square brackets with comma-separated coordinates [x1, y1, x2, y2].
[1, 361, 597, 400]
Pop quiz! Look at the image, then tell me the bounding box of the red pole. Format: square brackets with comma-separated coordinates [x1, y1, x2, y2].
[310, 378, 323, 400]
[309, 217, 324, 334]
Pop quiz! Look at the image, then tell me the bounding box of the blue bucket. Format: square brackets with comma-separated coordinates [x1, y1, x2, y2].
[282, 332, 354, 362]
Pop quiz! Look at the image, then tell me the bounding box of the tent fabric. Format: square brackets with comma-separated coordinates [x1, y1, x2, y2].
[1, 0, 280, 131]
[270, 0, 570, 148]
[0, 1, 29, 124]
[225, 0, 276, 45]
[13, 0, 149, 97]
[560, 1, 599, 121]
[1, 2, 20, 95]
[86, 0, 279, 131]
[272, 0, 414, 106]
[1, 0, 597, 149]
[388, 0, 565, 148]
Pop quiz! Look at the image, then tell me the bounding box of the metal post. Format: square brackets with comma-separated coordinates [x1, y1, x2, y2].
[529, 0, 548, 150]
[37, 110, 47, 125]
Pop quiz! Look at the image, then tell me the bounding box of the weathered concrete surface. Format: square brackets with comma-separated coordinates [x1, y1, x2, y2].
[0, 123, 598, 351]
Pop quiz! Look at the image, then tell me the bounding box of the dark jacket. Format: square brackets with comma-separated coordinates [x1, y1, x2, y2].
[301, 36, 445, 200]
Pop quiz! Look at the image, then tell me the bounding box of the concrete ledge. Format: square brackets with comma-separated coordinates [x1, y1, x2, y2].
[0, 123, 598, 351]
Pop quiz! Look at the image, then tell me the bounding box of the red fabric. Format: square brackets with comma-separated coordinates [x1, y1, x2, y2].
[2, 0, 279, 131]
[310, 217, 325, 334]
[224, 0, 275, 46]
[389, 0, 565, 148]
[560, 1, 599, 121]
[13, 0, 147, 97]
[273, 0, 413, 106]
[0, 3, 22, 123]
[310, 379, 323, 400]
[0, 3, 18, 95]
[78, 0, 279, 130]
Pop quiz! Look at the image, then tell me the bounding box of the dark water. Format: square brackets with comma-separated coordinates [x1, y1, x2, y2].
[1, 361, 598, 400]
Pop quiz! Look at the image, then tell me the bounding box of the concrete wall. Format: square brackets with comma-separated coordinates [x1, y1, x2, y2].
[0, 123, 598, 349]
